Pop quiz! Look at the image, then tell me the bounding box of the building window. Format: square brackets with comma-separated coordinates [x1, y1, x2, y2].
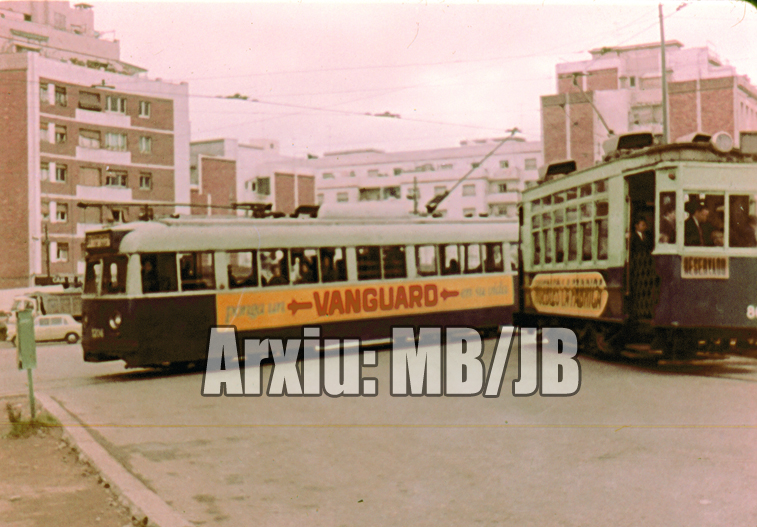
[322, 172, 334, 179]
[499, 160, 509, 169]
[317, 193, 324, 205]
[104, 132, 127, 151]
[382, 186, 401, 200]
[56, 243, 69, 262]
[337, 192, 349, 203]
[40, 162, 49, 181]
[139, 136, 152, 154]
[439, 163, 454, 170]
[139, 173, 152, 190]
[359, 188, 381, 201]
[56, 203, 68, 222]
[55, 165, 67, 183]
[463, 208, 476, 217]
[105, 171, 127, 188]
[434, 185, 447, 197]
[471, 162, 481, 169]
[629, 76, 636, 88]
[55, 125, 67, 144]
[257, 177, 270, 195]
[78, 91, 101, 111]
[40, 122, 48, 142]
[40, 83, 49, 102]
[55, 86, 67, 107]
[78, 129, 101, 149]
[368, 169, 379, 178]
[462, 184, 476, 197]
[138, 101, 151, 118]
[105, 95, 126, 113]
[525, 158, 538, 170]
[111, 209, 126, 223]
[497, 183, 507, 193]
[393, 168, 403, 176]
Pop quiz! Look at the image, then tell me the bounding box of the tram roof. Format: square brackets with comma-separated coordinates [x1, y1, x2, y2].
[101, 216, 518, 254]
[525, 141, 757, 197]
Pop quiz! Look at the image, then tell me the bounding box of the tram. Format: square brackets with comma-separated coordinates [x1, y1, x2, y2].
[82, 216, 519, 368]
[518, 131, 757, 359]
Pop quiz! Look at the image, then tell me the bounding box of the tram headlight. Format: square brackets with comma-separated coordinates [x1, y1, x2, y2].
[109, 311, 122, 330]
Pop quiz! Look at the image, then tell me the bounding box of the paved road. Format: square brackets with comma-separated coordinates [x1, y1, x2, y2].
[2, 339, 756, 526]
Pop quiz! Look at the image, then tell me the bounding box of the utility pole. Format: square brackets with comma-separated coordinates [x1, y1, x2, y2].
[44, 224, 51, 281]
[412, 177, 419, 215]
[659, 3, 670, 144]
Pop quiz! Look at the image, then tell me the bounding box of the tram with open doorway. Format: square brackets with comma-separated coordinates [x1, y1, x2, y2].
[518, 131, 757, 359]
[81, 215, 519, 368]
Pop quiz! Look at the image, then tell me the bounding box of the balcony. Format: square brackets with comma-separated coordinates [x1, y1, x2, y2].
[76, 185, 133, 203]
[74, 108, 130, 128]
[486, 191, 520, 204]
[76, 146, 131, 165]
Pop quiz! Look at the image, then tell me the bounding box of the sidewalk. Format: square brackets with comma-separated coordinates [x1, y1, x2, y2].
[0, 396, 136, 527]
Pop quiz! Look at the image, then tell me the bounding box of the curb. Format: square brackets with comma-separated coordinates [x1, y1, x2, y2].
[37, 393, 193, 527]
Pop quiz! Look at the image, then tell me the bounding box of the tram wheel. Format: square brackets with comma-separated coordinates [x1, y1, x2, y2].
[580, 323, 622, 358]
[662, 329, 697, 360]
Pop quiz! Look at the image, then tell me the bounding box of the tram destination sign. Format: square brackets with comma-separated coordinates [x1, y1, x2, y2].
[681, 255, 729, 279]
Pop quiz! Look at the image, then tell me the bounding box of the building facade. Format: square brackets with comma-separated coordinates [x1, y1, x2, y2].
[542, 41, 757, 169]
[0, 1, 189, 288]
[307, 138, 542, 219]
[191, 138, 316, 216]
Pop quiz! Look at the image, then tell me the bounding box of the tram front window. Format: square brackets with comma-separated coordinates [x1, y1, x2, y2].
[84, 255, 128, 295]
[141, 253, 178, 293]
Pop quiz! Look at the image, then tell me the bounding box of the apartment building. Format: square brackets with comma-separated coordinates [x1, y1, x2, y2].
[542, 41, 757, 169]
[306, 138, 542, 219]
[191, 138, 316, 216]
[0, 1, 189, 288]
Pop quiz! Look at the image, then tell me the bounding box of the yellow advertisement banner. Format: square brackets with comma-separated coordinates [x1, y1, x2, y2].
[216, 274, 514, 331]
[530, 272, 608, 318]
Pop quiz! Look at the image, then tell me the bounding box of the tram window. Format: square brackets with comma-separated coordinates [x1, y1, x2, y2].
[566, 206, 578, 223]
[228, 250, 258, 289]
[140, 253, 178, 293]
[580, 184, 592, 198]
[566, 188, 577, 200]
[659, 192, 676, 244]
[553, 192, 565, 204]
[320, 247, 347, 283]
[505, 243, 518, 272]
[595, 179, 607, 193]
[179, 252, 215, 291]
[729, 195, 757, 248]
[464, 244, 483, 274]
[97, 256, 127, 295]
[531, 200, 541, 213]
[532, 232, 541, 265]
[532, 214, 541, 229]
[416, 245, 438, 276]
[596, 200, 608, 217]
[382, 246, 407, 279]
[684, 193, 722, 247]
[542, 196, 552, 206]
[261, 249, 289, 286]
[567, 225, 578, 261]
[581, 223, 593, 261]
[484, 243, 505, 273]
[580, 203, 593, 219]
[357, 246, 382, 281]
[541, 212, 552, 227]
[554, 209, 564, 224]
[555, 227, 565, 263]
[291, 248, 319, 285]
[440, 244, 461, 275]
[543, 229, 553, 264]
[84, 260, 101, 294]
[596, 219, 608, 260]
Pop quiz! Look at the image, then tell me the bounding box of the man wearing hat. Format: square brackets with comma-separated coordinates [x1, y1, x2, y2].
[684, 198, 712, 246]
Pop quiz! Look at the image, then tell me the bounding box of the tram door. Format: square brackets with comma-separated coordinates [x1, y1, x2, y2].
[625, 171, 659, 319]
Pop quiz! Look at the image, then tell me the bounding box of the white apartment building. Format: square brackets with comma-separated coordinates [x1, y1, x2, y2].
[305, 138, 542, 219]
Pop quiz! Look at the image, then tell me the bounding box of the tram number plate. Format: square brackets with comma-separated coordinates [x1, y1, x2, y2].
[91, 328, 104, 339]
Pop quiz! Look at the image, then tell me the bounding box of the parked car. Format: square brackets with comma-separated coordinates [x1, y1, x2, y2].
[6, 314, 82, 345]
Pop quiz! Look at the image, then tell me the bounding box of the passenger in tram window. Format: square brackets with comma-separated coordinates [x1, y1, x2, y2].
[684, 199, 713, 246]
[659, 202, 676, 244]
[712, 230, 725, 247]
[321, 254, 336, 283]
[141, 256, 159, 293]
[266, 262, 288, 286]
[294, 260, 316, 284]
[729, 195, 757, 248]
[631, 216, 653, 254]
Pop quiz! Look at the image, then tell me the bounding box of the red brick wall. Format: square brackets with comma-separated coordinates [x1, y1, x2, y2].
[669, 80, 698, 142]
[568, 93, 596, 170]
[558, 73, 582, 94]
[0, 69, 30, 288]
[191, 157, 236, 215]
[586, 68, 618, 91]
[542, 94, 568, 164]
[701, 77, 735, 137]
[275, 173, 296, 215]
[296, 175, 315, 207]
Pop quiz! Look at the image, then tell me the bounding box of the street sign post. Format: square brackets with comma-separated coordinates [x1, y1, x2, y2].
[15, 309, 37, 419]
